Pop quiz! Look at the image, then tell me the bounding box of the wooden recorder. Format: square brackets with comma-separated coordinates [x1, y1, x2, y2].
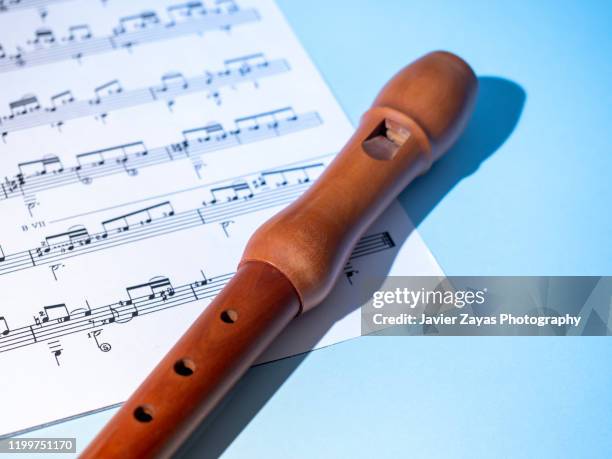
[81, 51, 478, 458]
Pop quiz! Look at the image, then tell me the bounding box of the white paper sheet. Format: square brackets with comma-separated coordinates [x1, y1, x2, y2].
[0, 0, 443, 436]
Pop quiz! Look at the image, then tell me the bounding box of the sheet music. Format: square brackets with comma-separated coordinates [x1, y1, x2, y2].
[0, 0, 443, 436]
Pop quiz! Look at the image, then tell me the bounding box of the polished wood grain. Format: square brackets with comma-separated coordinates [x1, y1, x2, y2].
[242, 51, 477, 311]
[81, 51, 477, 458]
[81, 262, 299, 458]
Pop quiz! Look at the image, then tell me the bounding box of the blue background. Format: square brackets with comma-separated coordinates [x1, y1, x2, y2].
[30, 1, 612, 457]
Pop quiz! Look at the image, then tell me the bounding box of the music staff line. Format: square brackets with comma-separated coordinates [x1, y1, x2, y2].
[0, 1, 257, 73]
[0, 162, 324, 277]
[0, 107, 321, 205]
[0, 54, 288, 137]
[48, 150, 335, 227]
[0, 0, 80, 14]
[0, 231, 396, 354]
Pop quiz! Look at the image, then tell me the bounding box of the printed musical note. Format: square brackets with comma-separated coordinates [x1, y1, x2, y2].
[75, 142, 147, 183]
[261, 163, 323, 186]
[39, 303, 70, 323]
[48, 340, 63, 366]
[50, 90, 75, 111]
[195, 269, 209, 286]
[157, 71, 189, 92]
[343, 263, 359, 284]
[0, 1, 77, 15]
[88, 330, 111, 352]
[0, 0, 388, 438]
[108, 304, 137, 324]
[0, 231, 395, 354]
[8, 95, 40, 116]
[69, 300, 92, 319]
[28, 27, 56, 46]
[114, 11, 161, 35]
[87, 330, 112, 352]
[209, 182, 253, 204]
[0, 316, 9, 336]
[224, 52, 269, 76]
[127, 277, 175, 303]
[0, 108, 320, 205]
[92, 79, 123, 104]
[182, 122, 231, 147]
[0, 3, 259, 73]
[0, 56, 288, 137]
[49, 263, 64, 281]
[18, 155, 64, 176]
[40, 226, 91, 255]
[101, 201, 175, 235]
[348, 232, 396, 259]
[0, 160, 326, 278]
[167, 1, 206, 24]
[220, 220, 235, 237]
[66, 24, 93, 42]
